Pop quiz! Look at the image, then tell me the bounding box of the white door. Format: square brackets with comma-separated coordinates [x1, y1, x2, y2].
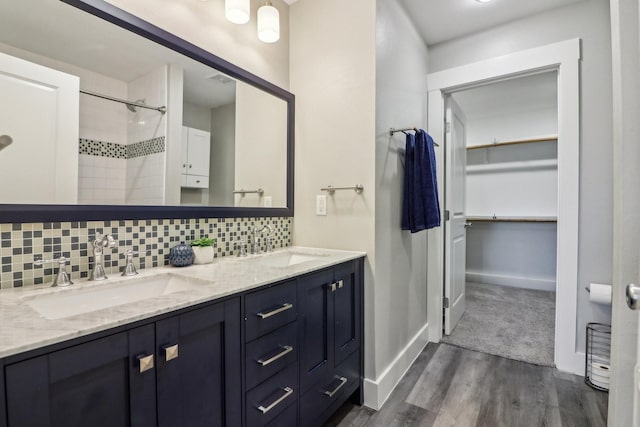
[443, 97, 468, 335]
[0, 51, 79, 204]
[608, 0, 640, 424]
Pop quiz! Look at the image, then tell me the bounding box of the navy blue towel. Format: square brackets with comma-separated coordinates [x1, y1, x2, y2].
[401, 129, 440, 232]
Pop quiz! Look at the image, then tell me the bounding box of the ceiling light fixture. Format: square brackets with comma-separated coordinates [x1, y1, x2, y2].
[475, 0, 493, 3]
[225, 0, 250, 24]
[257, 1, 280, 43]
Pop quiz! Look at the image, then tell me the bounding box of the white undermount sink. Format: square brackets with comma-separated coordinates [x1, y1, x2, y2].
[22, 273, 211, 320]
[251, 251, 329, 268]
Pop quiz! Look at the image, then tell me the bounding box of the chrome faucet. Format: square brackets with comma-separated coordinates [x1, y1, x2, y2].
[262, 225, 273, 253]
[121, 249, 140, 276]
[236, 238, 248, 257]
[249, 226, 261, 255]
[35, 256, 73, 287]
[89, 232, 118, 281]
[248, 225, 273, 254]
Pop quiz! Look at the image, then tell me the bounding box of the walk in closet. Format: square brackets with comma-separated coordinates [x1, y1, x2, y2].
[442, 72, 559, 366]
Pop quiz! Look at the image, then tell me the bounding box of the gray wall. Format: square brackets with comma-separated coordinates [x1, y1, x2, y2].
[466, 223, 558, 291]
[374, 0, 430, 378]
[209, 103, 236, 206]
[183, 102, 211, 132]
[428, 0, 613, 352]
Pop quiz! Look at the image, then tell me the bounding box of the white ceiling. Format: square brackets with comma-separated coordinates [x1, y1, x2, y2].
[398, 0, 587, 45]
[452, 72, 558, 120]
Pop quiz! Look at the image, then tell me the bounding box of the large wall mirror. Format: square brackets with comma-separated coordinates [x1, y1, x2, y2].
[0, 0, 294, 222]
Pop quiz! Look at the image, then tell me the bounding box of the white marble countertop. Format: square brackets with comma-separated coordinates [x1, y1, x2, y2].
[0, 246, 365, 359]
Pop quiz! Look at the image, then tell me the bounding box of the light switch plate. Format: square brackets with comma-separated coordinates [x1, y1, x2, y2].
[263, 196, 272, 207]
[316, 195, 327, 216]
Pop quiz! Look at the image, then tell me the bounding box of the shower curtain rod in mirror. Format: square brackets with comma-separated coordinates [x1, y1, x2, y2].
[80, 90, 167, 114]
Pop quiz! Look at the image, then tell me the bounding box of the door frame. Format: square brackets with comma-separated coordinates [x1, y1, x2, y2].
[426, 38, 582, 374]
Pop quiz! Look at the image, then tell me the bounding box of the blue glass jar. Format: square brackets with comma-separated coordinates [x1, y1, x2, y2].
[168, 242, 194, 267]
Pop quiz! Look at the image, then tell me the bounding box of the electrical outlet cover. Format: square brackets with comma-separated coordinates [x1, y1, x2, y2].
[316, 195, 327, 216]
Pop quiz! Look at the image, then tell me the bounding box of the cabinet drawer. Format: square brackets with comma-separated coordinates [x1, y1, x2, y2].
[264, 402, 297, 427]
[246, 363, 298, 427]
[299, 349, 360, 426]
[245, 280, 297, 341]
[182, 174, 208, 188]
[246, 322, 298, 390]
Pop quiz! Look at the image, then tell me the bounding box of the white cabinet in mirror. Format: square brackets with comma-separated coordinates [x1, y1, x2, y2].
[0, 0, 288, 209]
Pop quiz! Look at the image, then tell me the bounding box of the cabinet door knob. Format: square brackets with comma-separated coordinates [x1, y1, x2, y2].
[163, 344, 179, 362]
[189, 164, 192, 169]
[329, 282, 337, 292]
[337, 280, 344, 289]
[137, 354, 155, 373]
[257, 387, 294, 414]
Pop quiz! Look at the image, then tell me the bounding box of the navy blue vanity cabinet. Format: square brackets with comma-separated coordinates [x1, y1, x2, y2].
[155, 298, 241, 427]
[0, 359, 7, 427]
[3, 298, 241, 427]
[5, 325, 158, 427]
[298, 259, 364, 427]
[244, 280, 299, 426]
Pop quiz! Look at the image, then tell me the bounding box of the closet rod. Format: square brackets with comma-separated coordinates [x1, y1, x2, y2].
[467, 135, 557, 150]
[389, 127, 439, 146]
[80, 90, 167, 114]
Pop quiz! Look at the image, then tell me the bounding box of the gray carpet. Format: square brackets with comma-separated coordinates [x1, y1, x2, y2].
[441, 282, 556, 366]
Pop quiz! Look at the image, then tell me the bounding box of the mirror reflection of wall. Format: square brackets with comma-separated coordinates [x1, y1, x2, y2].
[180, 72, 237, 207]
[0, 0, 288, 209]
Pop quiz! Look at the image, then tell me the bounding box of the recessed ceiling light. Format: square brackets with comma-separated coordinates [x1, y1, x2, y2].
[476, 0, 493, 3]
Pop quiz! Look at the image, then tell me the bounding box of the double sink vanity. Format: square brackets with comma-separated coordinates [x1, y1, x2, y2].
[0, 247, 365, 427]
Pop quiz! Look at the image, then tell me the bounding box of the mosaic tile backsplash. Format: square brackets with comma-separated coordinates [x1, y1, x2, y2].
[0, 217, 291, 289]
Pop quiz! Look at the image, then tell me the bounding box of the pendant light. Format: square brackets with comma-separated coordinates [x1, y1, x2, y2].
[257, 1, 280, 43]
[225, 0, 250, 24]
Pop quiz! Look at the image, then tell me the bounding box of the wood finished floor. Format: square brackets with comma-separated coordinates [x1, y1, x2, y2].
[326, 343, 608, 427]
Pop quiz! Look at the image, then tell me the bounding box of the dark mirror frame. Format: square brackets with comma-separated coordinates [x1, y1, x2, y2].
[0, 0, 294, 223]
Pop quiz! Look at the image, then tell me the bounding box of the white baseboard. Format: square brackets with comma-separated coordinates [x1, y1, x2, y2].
[466, 271, 556, 292]
[363, 323, 429, 410]
[570, 351, 586, 376]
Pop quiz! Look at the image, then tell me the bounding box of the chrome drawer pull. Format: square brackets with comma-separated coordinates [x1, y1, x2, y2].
[257, 345, 294, 366]
[163, 344, 179, 362]
[256, 302, 293, 319]
[257, 387, 294, 414]
[137, 354, 155, 373]
[324, 376, 347, 398]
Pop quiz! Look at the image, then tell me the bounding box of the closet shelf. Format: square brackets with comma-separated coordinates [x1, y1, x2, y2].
[466, 135, 558, 150]
[466, 158, 558, 173]
[466, 216, 558, 223]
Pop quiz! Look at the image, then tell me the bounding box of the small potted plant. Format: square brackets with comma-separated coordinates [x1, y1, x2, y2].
[190, 237, 216, 265]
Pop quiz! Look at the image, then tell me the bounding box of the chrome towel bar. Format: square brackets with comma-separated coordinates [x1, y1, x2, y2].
[321, 185, 364, 195]
[389, 127, 440, 147]
[233, 188, 264, 196]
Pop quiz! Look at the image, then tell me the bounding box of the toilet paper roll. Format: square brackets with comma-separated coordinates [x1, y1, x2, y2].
[589, 283, 612, 305]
